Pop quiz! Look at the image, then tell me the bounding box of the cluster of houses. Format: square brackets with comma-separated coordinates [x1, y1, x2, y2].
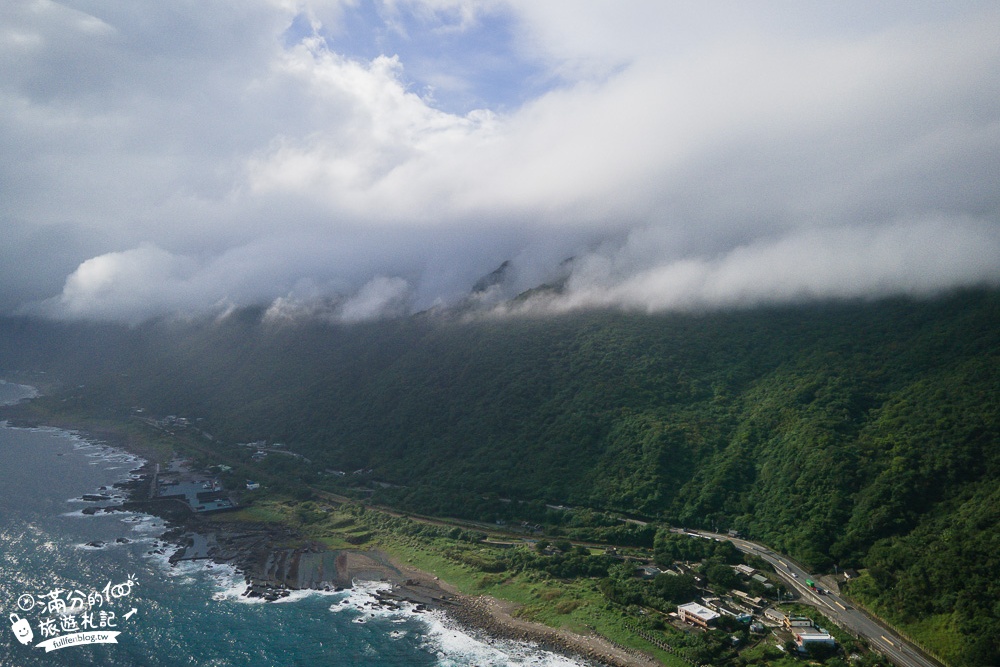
[677, 601, 835, 652]
[770, 611, 837, 653]
[238, 441, 311, 464]
[670, 563, 835, 654]
[135, 411, 215, 441]
[137, 413, 192, 430]
[153, 460, 235, 513]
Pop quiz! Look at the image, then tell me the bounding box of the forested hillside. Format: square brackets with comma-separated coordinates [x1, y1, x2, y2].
[2, 289, 998, 665]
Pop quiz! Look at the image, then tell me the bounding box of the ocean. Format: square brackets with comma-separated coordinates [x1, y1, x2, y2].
[0, 382, 586, 667]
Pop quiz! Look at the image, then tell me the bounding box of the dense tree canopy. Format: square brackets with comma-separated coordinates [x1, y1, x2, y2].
[1, 289, 998, 665]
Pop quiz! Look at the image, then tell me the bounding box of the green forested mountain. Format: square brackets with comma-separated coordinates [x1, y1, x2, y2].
[2, 289, 999, 665]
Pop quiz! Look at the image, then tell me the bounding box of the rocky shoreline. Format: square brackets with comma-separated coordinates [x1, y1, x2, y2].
[447, 595, 661, 667]
[85, 464, 337, 601]
[3, 407, 660, 666]
[82, 462, 659, 666]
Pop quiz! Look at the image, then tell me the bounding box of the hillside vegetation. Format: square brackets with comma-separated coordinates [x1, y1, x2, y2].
[1, 289, 998, 665]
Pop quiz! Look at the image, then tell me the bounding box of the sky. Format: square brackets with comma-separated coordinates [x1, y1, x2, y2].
[2, 0, 1000, 323]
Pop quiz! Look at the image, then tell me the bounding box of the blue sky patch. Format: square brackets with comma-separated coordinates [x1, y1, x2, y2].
[283, 1, 557, 115]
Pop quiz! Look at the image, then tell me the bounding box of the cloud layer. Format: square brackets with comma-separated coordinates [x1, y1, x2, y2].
[3, 1, 1000, 322]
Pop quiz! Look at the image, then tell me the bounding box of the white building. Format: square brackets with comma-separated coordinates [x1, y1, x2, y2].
[677, 602, 720, 628]
[764, 608, 787, 625]
[795, 629, 836, 652]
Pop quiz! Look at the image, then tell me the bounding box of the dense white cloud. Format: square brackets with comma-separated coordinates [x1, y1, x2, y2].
[29, 245, 204, 322]
[501, 217, 1000, 316]
[2, 1, 999, 322]
[263, 275, 411, 324]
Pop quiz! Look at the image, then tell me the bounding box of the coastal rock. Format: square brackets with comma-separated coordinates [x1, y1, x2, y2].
[106, 460, 643, 667]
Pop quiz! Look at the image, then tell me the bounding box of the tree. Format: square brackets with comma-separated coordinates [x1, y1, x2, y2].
[652, 573, 696, 604]
[804, 641, 838, 662]
[704, 562, 740, 589]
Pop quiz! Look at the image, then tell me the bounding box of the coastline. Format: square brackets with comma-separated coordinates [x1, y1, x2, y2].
[388, 555, 661, 667]
[153, 505, 661, 666]
[0, 393, 661, 667]
[126, 480, 661, 666]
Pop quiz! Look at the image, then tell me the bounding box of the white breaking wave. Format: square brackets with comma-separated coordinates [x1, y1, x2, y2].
[419, 611, 588, 667]
[326, 580, 589, 667]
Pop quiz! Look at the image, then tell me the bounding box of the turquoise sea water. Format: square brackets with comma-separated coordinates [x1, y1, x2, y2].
[0, 383, 585, 667]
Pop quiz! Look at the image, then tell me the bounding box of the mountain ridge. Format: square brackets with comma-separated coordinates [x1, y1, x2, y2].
[0, 289, 998, 665]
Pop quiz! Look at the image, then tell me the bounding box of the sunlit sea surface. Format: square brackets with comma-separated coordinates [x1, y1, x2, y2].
[0, 381, 585, 667]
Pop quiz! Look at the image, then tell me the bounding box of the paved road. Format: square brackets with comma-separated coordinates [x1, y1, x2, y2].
[681, 529, 944, 667]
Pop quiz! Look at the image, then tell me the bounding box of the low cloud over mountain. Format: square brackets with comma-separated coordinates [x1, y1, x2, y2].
[4, 2, 1000, 323]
